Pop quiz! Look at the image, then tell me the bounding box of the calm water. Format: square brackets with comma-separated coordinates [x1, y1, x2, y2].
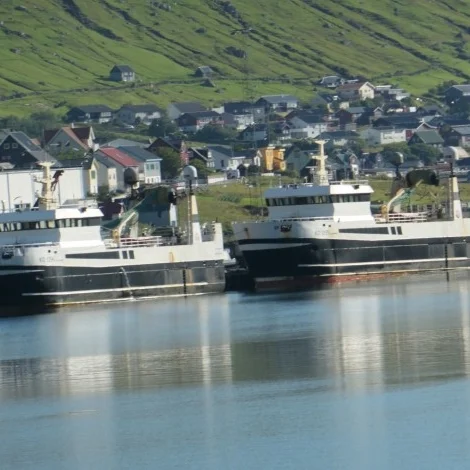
[2, 277, 470, 469]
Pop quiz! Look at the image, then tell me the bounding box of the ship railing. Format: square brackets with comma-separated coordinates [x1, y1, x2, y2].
[0, 242, 58, 249]
[104, 235, 173, 248]
[330, 180, 370, 185]
[237, 216, 335, 224]
[375, 212, 429, 224]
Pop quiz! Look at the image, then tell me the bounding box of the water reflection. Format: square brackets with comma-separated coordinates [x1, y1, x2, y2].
[1, 278, 470, 401]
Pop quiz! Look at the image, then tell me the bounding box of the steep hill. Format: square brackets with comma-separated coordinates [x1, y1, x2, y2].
[2, 0, 470, 115]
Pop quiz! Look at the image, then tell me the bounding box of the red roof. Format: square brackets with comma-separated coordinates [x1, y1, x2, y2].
[98, 147, 141, 167]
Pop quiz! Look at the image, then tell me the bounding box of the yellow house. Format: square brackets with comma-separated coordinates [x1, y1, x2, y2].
[259, 146, 286, 172]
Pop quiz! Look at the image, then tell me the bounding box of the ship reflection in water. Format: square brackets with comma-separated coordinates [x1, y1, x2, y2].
[2, 277, 470, 469]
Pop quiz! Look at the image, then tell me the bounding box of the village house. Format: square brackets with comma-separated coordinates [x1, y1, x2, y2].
[207, 145, 246, 171]
[93, 154, 118, 192]
[375, 85, 410, 101]
[109, 65, 135, 82]
[284, 145, 318, 174]
[361, 127, 407, 146]
[416, 105, 444, 117]
[220, 112, 252, 130]
[407, 130, 444, 148]
[94, 147, 141, 191]
[59, 155, 101, 195]
[117, 146, 162, 184]
[148, 137, 185, 155]
[0, 131, 53, 169]
[238, 123, 268, 143]
[43, 125, 96, 156]
[444, 84, 470, 105]
[66, 105, 114, 124]
[373, 114, 422, 139]
[222, 101, 265, 127]
[116, 104, 162, 126]
[318, 75, 344, 88]
[176, 111, 223, 133]
[317, 130, 361, 148]
[448, 126, 470, 148]
[258, 146, 286, 172]
[255, 95, 299, 112]
[167, 102, 207, 120]
[425, 115, 470, 129]
[195, 66, 214, 78]
[335, 107, 372, 128]
[288, 112, 329, 139]
[188, 147, 215, 169]
[337, 81, 375, 101]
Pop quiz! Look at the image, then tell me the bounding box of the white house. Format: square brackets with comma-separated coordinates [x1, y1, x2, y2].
[361, 127, 407, 146]
[93, 154, 118, 192]
[116, 104, 162, 126]
[255, 95, 299, 111]
[288, 115, 329, 139]
[94, 147, 140, 191]
[207, 145, 246, 171]
[117, 146, 163, 184]
[0, 167, 87, 212]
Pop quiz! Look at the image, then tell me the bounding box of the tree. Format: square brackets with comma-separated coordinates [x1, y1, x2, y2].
[247, 164, 260, 175]
[408, 144, 441, 165]
[193, 124, 237, 143]
[348, 138, 367, 156]
[148, 112, 177, 138]
[450, 99, 470, 116]
[0, 111, 61, 139]
[158, 147, 182, 179]
[381, 142, 412, 164]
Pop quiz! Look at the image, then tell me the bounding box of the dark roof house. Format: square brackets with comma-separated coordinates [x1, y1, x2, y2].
[66, 105, 114, 123]
[195, 66, 214, 78]
[255, 95, 299, 111]
[408, 130, 444, 146]
[117, 146, 162, 162]
[109, 64, 135, 82]
[0, 131, 54, 168]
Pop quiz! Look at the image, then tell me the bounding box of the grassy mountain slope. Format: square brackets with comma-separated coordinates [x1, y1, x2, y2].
[1, 0, 470, 115]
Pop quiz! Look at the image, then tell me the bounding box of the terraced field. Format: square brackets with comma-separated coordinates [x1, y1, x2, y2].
[1, 0, 470, 115]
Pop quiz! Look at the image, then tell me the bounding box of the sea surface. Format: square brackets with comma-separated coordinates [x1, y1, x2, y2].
[2, 276, 470, 469]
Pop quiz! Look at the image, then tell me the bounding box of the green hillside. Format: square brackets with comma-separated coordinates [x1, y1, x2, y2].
[1, 0, 470, 115]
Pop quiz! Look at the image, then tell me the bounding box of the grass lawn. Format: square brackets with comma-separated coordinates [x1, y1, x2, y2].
[2, 0, 470, 113]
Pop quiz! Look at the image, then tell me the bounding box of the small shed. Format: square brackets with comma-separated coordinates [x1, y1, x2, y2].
[109, 65, 135, 82]
[195, 66, 214, 78]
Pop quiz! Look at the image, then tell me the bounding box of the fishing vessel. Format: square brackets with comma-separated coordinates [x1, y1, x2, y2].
[0, 163, 225, 310]
[233, 140, 470, 290]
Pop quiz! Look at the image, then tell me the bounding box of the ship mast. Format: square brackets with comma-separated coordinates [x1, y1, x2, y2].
[36, 161, 57, 210]
[312, 140, 329, 186]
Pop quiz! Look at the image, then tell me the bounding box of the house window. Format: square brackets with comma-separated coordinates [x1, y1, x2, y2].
[91, 170, 96, 179]
[221, 159, 225, 168]
[11, 143, 18, 149]
[4, 144, 10, 149]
